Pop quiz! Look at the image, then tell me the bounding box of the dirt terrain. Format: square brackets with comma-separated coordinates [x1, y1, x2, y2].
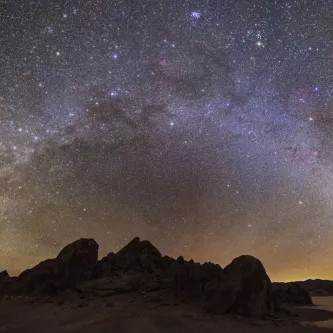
[1, 289, 333, 332]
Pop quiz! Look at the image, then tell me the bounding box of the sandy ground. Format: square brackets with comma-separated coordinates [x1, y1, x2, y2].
[0, 294, 333, 332]
[303, 296, 333, 330]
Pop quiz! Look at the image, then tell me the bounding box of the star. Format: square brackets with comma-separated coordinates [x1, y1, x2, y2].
[191, 11, 202, 19]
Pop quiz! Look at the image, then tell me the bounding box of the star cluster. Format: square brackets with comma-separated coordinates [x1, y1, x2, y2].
[1, 0, 333, 281]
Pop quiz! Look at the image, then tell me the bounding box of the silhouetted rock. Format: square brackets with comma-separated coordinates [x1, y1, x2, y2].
[0, 270, 9, 286]
[57, 238, 99, 284]
[94, 237, 162, 277]
[173, 255, 273, 318]
[117, 237, 162, 258]
[220, 255, 274, 317]
[0, 237, 277, 319]
[174, 261, 223, 299]
[0, 238, 98, 295]
[17, 259, 62, 294]
[177, 256, 185, 264]
[273, 283, 313, 307]
[286, 283, 313, 305]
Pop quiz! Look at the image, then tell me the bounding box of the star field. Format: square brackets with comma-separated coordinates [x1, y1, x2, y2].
[1, 0, 333, 281]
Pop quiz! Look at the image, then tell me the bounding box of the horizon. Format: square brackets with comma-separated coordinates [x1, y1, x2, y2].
[2, 236, 332, 283]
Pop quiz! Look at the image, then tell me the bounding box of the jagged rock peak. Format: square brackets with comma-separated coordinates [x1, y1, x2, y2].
[117, 237, 162, 258]
[57, 238, 99, 262]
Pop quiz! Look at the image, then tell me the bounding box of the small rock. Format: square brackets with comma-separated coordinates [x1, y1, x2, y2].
[106, 302, 114, 307]
[58, 300, 65, 306]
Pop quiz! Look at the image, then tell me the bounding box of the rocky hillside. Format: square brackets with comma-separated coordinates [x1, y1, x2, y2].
[0, 237, 312, 319]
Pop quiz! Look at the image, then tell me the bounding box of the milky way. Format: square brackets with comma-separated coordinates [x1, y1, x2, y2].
[1, 0, 333, 281]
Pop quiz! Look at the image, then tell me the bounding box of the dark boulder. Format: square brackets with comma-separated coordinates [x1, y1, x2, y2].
[273, 283, 313, 307]
[286, 283, 313, 305]
[174, 261, 223, 299]
[57, 238, 99, 284]
[173, 255, 273, 318]
[177, 256, 185, 265]
[1, 238, 98, 295]
[219, 255, 274, 317]
[17, 258, 62, 294]
[0, 270, 9, 280]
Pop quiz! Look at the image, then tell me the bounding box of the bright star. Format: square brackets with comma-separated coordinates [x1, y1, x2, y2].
[191, 11, 201, 19]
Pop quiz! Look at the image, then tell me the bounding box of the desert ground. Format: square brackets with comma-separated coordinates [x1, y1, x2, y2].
[305, 296, 333, 330]
[1, 293, 333, 333]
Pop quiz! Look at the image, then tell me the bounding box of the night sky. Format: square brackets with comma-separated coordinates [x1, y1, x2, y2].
[1, 0, 333, 282]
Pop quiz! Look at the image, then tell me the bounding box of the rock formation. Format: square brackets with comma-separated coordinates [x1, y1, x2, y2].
[222, 255, 274, 317]
[0, 238, 98, 295]
[273, 282, 313, 309]
[0, 237, 275, 318]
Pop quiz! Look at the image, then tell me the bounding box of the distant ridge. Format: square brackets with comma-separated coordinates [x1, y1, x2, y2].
[273, 279, 333, 295]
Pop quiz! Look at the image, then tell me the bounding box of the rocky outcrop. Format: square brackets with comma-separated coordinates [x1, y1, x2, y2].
[117, 237, 162, 258]
[0, 238, 98, 295]
[94, 237, 162, 277]
[286, 283, 313, 305]
[221, 255, 274, 317]
[56, 238, 99, 284]
[0, 237, 275, 318]
[173, 261, 223, 298]
[273, 283, 313, 308]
